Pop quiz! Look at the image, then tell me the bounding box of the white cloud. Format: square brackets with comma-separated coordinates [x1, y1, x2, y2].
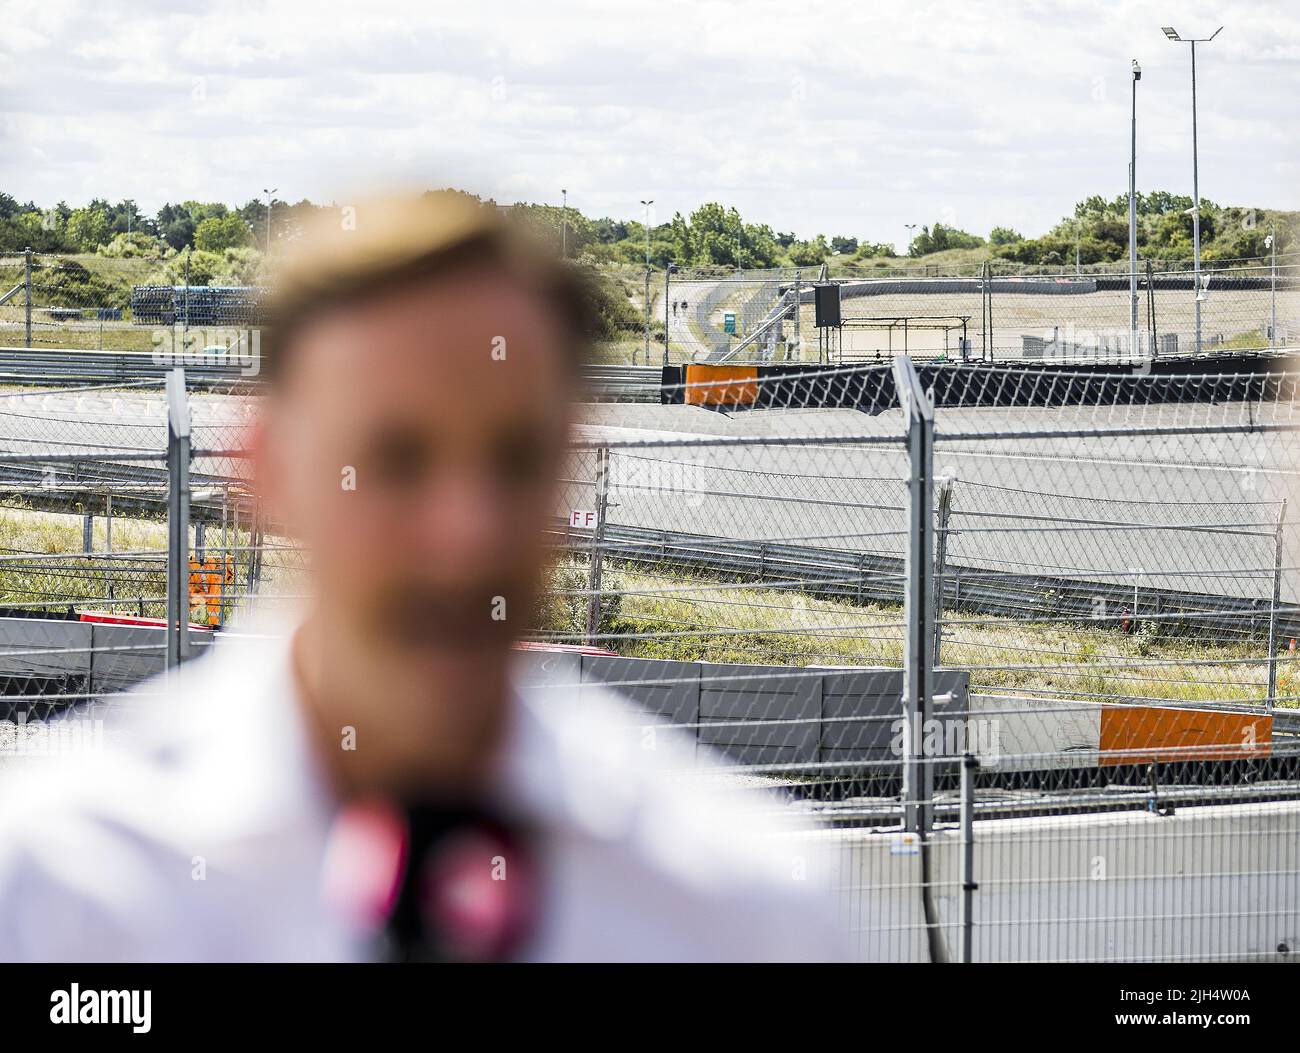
[0, 0, 1295, 241]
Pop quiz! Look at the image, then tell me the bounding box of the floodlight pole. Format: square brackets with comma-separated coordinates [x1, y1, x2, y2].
[263, 187, 277, 256]
[1190, 40, 1202, 354]
[1269, 227, 1277, 348]
[640, 199, 653, 365]
[664, 263, 677, 367]
[23, 246, 31, 348]
[561, 188, 567, 257]
[1129, 61, 1140, 354]
[1165, 27, 1221, 355]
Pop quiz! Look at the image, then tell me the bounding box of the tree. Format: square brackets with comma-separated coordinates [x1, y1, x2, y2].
[855, 241, 898, 259]
[831, 235, 858, 255]
[592, 217, 629, 243]
[989, 226, 1022, 245]
[98, 231, 166, 259]
[909, 222, 984, 256]
[158, 208, 196, 251]
[65, 207, 111, 251]
[683, 202, 745, 266]
[788, 235, 830, 267]
[194, 213, 254, 252]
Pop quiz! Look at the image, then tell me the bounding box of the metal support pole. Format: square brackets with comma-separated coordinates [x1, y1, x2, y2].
[793, 268, 801, 360]
[640, 200, 653, 366]
[82, 513, 93, 554]
[980, 261, 992, 361]
[959, 752, 979, 963]
[220, 486, 229, 628]
[584, 446, 611, 647]
[182, 248, 191, 350]
[933, 477, 955, 667]
[1267, 499, 1287, 713]
[23, 246, 32, 348]
[165, 367, 191, 668]
[642, 268, 651, 365]
[663, 267, 671, 367]
[1270, 228, 1277, 349]
[249, 516, 264, 594]
[1146, 259, 1158, 357]
[894, 356, 935, 836]
[1129, 64, 1140, 354]
[1191, 39, 1202, 356]
[985, 264, 993, 362]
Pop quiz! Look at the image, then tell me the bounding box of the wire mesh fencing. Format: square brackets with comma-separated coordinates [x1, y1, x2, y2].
[530, 359, 1300, 960]
[655, 258, 1299, 365]
[5, 252, 1295, 373]
[0, 353, 1297, 961]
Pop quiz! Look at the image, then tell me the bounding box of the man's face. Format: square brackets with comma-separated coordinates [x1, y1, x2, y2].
[255, 264, 575, 785]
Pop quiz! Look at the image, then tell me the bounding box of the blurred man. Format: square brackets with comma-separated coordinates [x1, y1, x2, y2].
[0, 193, 846, 962]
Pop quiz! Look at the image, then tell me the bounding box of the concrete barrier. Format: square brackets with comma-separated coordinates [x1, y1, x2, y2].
[512, 649, 969, 769]
[836, 798, 1300, 962]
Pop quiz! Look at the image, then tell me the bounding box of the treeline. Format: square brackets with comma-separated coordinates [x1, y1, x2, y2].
[3, 188, 1294, 274]
[989, 193, 1295, 266]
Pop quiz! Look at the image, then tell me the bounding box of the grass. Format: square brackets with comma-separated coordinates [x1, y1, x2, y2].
[539, 560, 1292, 708]
[0, 502, 272, 621]
[0, 502, 1285, 709]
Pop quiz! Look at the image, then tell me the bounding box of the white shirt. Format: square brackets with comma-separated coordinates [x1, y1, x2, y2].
[0, 625, 848, 962]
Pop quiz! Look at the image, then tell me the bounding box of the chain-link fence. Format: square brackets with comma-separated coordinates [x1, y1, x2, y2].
[5, 252, 1296, 377]
[651, 258, 1299, 366]
[0, 356, 1297, 961]
[0, 251, 265, 364]
[534, 360, 1300, 960]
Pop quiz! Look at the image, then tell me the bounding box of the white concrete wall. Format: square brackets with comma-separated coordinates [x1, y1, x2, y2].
[833, 798, 1300, 962]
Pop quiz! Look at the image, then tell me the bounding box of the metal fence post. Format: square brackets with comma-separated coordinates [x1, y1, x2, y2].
[24, 246, 32, 348]
[165, 367, 191, 668]
[896, 355, 949, 963]
[959, 751, 979, 963]
[642, 267, 650, 366]
[933, 477, 955, 666]
[1146, 259, 1158, 358]
[1267, 498, 1287, 713]
[979, 260, 988, 361]
[894, 356, 935, 835]
[793, 268, 801, 360]
[663, 265, 675, 367]
[585, 446, 611, 646]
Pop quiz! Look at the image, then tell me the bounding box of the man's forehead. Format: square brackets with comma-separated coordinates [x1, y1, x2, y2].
[279, 266, 570, 386]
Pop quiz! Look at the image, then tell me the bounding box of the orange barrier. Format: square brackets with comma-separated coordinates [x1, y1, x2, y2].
[188, 555, 237, 627]
[1099, 704, 1272, 765]
[683, 364, 759, 407]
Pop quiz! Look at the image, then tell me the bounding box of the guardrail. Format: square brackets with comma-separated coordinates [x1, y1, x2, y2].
[0, 347, 255, 388]
[551, 521, 1300, 646]
[0, 348, 662, 400]
[581, 364, 661, 401]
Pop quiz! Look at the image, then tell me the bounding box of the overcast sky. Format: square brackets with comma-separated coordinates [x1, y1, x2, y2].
[2, 0, 1296, 246]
